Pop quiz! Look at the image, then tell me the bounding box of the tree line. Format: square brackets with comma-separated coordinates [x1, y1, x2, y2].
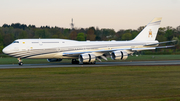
[0, 23, 180, 54]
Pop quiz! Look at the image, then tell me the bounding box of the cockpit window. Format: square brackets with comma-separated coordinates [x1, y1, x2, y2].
[13, 41, 19, 43]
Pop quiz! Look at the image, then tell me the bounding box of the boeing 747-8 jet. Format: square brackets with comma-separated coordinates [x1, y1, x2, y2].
[2, 18, 174, 65]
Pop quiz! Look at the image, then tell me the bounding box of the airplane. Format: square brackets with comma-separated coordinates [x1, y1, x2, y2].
[2, 17, 175, 66]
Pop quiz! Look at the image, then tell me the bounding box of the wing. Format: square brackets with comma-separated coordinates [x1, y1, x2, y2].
[62, 44, 175, 57]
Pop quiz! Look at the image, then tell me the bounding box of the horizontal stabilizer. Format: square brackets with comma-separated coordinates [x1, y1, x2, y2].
[144, 40, 177, 46]
[132, 45, 175, 51]
[156, 45, 175, 48]
[132, 47, 156, 51]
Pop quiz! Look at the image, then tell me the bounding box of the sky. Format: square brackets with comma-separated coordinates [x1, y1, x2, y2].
[0, 0, 180, 31]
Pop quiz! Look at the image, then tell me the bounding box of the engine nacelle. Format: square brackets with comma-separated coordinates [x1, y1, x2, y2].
[111, 51, 128, 60]
[47, 59, 62, 62]
[79, 53, 96, 63]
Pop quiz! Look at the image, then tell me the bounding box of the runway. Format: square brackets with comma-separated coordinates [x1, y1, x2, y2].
[0, 60, 180, 69]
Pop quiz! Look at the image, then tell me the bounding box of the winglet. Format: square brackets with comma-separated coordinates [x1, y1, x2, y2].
[132, 17, 162, 41]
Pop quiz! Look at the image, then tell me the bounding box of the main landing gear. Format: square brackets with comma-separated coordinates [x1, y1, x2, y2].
[72, 59, 79, 64]
[72, 59, 96, 64]
[18, 58, 23, 66]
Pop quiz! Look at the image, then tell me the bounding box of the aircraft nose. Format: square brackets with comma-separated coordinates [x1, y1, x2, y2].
[2, 47, 9, 54]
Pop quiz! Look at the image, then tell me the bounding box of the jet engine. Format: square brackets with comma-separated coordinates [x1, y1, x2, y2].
[79, 53, 96, 64]
[111, 51, 128, 60]
[47, 59, 62, 62]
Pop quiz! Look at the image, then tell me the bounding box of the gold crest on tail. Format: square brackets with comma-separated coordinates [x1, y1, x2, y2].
[148, 29, 152, 37]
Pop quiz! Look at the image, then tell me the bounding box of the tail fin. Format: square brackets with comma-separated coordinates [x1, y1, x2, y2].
[133, 17, 162, 41]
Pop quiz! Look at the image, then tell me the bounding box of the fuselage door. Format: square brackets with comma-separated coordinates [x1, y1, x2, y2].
[39, 39, 43, 46]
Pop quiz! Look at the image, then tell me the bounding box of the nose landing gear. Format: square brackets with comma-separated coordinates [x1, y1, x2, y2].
[18, 58, 23, 66]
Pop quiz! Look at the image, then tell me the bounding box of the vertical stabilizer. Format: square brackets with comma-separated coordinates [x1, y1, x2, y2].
[133, 17, 162, 41]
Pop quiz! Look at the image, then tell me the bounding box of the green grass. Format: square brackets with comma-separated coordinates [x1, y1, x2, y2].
[126, 54, 180, 61]
[0, 66, 180, 101]
[0, 55, 180, 65]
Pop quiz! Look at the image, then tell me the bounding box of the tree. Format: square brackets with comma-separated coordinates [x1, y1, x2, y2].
[157, 34, 167, 42]
[63, 29, 70, 39]
[121, 33, 132, 40]
[172, 37, 180, 51]
[69, 30, 77, 40]
[165, 26, 174, 40]
[11, 23, 21, 29]
[95, 27, 102, 40]
[34, 29, 46, 38]
[137, 26, 145, 32]
[28, 25, 36, 28]
[20, 24, 27, 30]
[44, 29, 51, 38]
[131, 31, 138, 39]
[77, 32, 85, 41]
[3, 33, 14, 46]
[0, 30, 3, 53]
[176, 26, 180, 32]
[116, 30, 125, 40]
[101, 29, 116, 40]
[2, 24, 10, 28]
[18, 31, 28, 39]
[86, 27, 96, 41]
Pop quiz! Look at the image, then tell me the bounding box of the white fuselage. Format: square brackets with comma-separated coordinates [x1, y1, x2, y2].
[2, 39, 158, 59]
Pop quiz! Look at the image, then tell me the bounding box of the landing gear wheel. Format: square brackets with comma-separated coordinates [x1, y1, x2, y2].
[18, 58, 23, 66]
[19, 62, 23, 66]
[91, 61, 96, 64]
[93, 61, 96, 64]
[72, 59, 79, 64]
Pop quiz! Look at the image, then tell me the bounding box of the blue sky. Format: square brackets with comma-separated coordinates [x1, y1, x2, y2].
[0, 0, 180, 31]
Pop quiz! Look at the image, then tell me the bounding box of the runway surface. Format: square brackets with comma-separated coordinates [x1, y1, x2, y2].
[0, 60, 180, 69]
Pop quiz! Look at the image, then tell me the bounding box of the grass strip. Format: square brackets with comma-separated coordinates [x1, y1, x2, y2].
[0, 66, 180, 101]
